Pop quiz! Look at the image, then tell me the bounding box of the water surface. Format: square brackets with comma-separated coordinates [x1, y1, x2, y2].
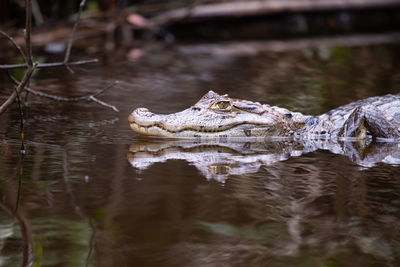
[0, 39, 400, 266]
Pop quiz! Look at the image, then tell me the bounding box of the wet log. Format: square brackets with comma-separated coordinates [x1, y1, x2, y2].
[152, 0, 400, 25]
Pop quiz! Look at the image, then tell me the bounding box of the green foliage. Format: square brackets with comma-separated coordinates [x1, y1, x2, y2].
[11, 57, 27, 82]
[87, 1, 100, 12]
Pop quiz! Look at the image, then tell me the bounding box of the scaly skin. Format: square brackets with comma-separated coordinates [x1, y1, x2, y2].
[128, 91, 400, 140]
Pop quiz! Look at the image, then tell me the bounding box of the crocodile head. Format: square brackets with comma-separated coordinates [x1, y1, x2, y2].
[128, 90, 307, 139]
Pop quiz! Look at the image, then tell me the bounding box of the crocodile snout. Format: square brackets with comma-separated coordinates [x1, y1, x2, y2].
[128, 108, 154, 123]
[135, 107, 150, 114]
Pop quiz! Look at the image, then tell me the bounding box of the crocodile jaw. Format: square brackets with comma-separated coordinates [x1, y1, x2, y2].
[128, 107, 279, 139]
[129, 120, 271, 138]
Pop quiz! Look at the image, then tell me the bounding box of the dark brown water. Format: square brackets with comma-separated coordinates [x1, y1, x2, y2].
[1, 40, 400, 266]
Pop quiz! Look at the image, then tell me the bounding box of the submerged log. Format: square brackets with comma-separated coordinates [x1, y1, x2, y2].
[177, 32, 400, 56]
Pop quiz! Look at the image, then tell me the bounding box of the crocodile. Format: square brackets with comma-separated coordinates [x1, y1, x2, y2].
[128, 90, 400, 140]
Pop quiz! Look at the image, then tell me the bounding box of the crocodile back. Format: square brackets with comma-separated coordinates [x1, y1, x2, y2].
[314, 94, 400, 138]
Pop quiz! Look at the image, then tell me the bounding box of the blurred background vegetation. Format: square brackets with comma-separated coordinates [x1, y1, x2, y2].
[0, 0, 190, 26]
[2, 0, 400, 44]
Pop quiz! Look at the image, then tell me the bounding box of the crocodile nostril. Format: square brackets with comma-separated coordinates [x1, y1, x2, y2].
[134, 108, 154, 117]
[136, 108, 149, 113]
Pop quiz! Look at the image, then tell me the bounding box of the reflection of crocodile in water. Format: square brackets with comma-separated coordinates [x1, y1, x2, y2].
[129, 91, 400, 140]
[127, 140, 400, 182]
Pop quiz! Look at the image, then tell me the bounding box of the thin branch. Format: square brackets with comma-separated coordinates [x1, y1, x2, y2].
[64, 0, 87, 64]
[0, 30, 27, 63]
[13, 79, 26, 154]
[90, 81, 119, 98]
[0, 65, 35, 115]
[0, 59, 98, 70]
[65, 64, 74, 73]
[0, 0, 97, 72]
[25, 0, 33, 66]
[31, 0, 44, 25]
[25, 85, 120, 111]
[0, 0, 105, 115]
[89, 96, 119, 112]
[0, 0, 35, 115]
[0, 0, 35, 114]
[0, 29, 32, 120]
[7, 73, 119, 112]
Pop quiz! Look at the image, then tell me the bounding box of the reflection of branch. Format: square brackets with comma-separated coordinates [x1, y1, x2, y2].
[86, 219, 96, 267]
[0, 202, 34, 267]
[62, 150, 96, 267]
[14, 153, 24, 213]
[0, 149, 33, 266]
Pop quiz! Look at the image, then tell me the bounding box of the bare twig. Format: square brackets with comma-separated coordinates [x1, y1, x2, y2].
[89, 95, 119, 112]
[31, 0, 44, 25]
[25, 81, 119, 112]
[15, 0, 32, 155]
[25, 0, 33, 66]
[0, 31, 27, 152]
[0, 0, 96, 72]
[0, 30, 27, 63]
[90, 81, 119, 98]
[0, 59, 98, 70]
[7, 72, 119, 112]
[0, 0, 36, 116]
[0, 0, 114, 115]
[64, 0, 87, 71]
[25, 82, 119, 111]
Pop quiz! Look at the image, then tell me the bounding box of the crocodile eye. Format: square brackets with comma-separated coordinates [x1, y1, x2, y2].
[210, 100, 232, 111]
